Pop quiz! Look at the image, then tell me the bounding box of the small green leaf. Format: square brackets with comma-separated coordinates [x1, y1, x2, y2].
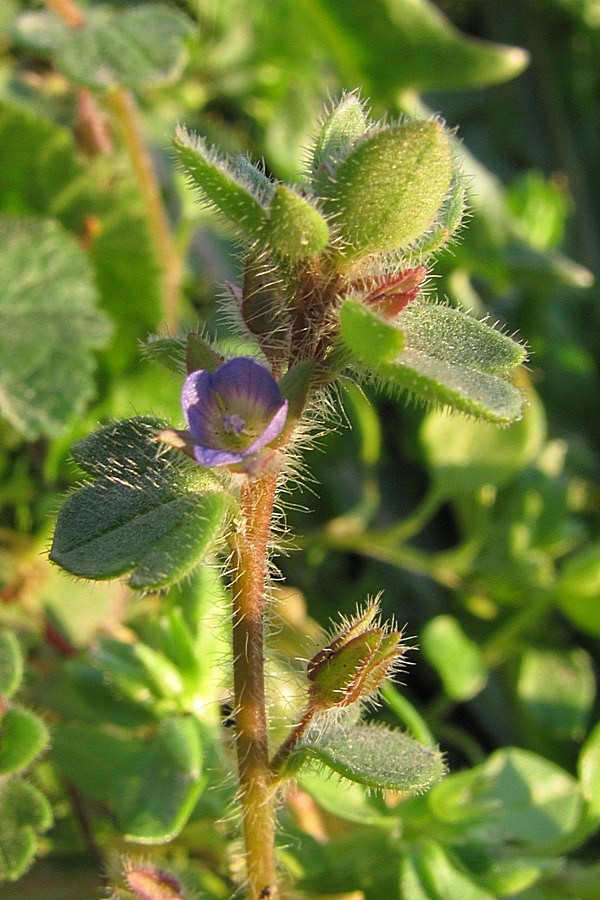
[299, 768, 396, 827]
[51, 723, 143, 802]
[0, 780, 53, 882]
[55, 4, 194, 91]
[265, 185, 329, 260]
[50, 418, 230, 590]
[0, 216, 112, 438]
[556, 543, 600, 637]
[293, 720, 446, 792]
[421, 616, 487, 701]
[339, 299, 405, 365]
[174, 128, 268, 241]
[0, 708, 49, 776]
[326, 120, 453, 258]
[579, 722, 600, 820]
[400, 840, 496, 900]
[517, 648, 595, 740]
[115, 716, 205, 843]
[0, 632, 23, 699]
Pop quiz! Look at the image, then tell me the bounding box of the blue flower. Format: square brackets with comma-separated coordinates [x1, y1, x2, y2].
[181, 357, 288, 468]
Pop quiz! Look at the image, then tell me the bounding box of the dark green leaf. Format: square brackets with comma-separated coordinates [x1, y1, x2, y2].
[50, 418, 230, 589]
[0, 216, 112, 438]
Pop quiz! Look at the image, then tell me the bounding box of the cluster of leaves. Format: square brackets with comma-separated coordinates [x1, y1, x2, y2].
[0, 0, 599, 898]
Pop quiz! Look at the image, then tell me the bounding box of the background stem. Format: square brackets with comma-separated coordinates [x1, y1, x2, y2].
[230, 475, 280, 899]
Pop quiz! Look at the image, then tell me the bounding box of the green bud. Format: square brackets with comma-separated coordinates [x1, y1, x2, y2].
[266, 185, 330, 261]
[325, 119, 453, 259]
[311, 92, 369, 190]
[307, 603, 405, 710]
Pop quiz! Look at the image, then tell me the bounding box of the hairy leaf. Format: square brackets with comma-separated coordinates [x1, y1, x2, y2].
[293, 720, 446, 792]
[0, 216, 112, 438]
[50, 418, 230, 589]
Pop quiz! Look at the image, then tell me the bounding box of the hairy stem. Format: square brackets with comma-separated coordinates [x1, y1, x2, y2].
[230, 474, 280, 899]
[106, 87, 181, 332]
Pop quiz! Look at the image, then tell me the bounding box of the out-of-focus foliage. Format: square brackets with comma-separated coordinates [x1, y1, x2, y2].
[0, 0, 598, 896]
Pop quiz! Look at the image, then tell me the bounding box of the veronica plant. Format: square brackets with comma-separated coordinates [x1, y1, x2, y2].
[50, 94, 527, 899]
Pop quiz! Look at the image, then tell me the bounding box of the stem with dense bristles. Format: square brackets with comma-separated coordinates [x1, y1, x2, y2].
[230, 474, 280, 899]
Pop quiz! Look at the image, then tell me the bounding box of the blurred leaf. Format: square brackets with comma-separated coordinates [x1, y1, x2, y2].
[0, 708, 49, 776]
[400, 839, 495, 899]
[517, 647, 595, 740]
[556, 543, 600, 637]
[0, 781, 52, 883]
[0, 216, 112, 438]
[0, 632, 23, 700]
[421, 616, 487, 701]
[115, 716, 205, 843]
[314, 0, 529, 93]
[428, 747, 582, 848]
[293, 720, 446, 791]
[579, 723, 600, 820]
[420, 387, 545, 497]
[298, 767, 395, 826]
[50, 418, 230, 589]
[16, 4, 194, 91]
[51, 723, 143, 802]
[339, 300, 405, 365]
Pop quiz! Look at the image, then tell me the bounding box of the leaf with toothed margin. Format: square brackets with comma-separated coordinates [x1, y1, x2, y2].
[50, 418, 230, 590]
[340, 300, 526, 424]
[173, 128, 268, 242]
[287, 720, 446, 792]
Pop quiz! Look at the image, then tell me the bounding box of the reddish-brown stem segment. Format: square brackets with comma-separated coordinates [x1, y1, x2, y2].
[230, 474, 280, 899]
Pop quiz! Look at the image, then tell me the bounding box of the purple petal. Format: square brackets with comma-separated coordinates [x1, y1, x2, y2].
[193, 445, 246, 467]
[212, 357, 283, 418]
[245, 400, 289, 455]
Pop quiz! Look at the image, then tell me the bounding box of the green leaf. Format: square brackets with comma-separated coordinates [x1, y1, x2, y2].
[579, 723, 600, 820]
[421, 616, 487, 701]
[346, 303, 526, 424]
[0, 708, 49, 776]
[400, 839, 496, 900]
[173, 128, 268, 241]
[428, 747, 582, 848]
[50, 723, 143, 802]
[315, 0, 529, 93]
[293, 720, 446, 792]
[326, 120, 453, 258]
[54, 4, 194, 91]
[50, 418, 230, 590]
[556, 543, 600, 637]
[420, 389, 545, 497]
[115, 716, 205, 843]
[339, 299, 405, 365]
[0, 780, 52, 882]
[0, 632, 23, 699]
[298, 768, 396, 827]
[265, 185, 329, 260]
[0, 216, 112, 438]
[517, 648, 595, 740]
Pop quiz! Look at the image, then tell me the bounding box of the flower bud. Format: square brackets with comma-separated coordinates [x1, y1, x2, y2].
[307, 602, 405, 710]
